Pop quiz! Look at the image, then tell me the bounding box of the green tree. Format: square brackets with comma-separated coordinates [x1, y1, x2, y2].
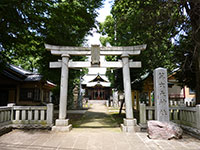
[100, 0, 180, 90]
[181, 1, 200, 104]
[100, 0, 200, 103]
[0, 0, 56, 70]
[0, 0, 104, 107]
[1, 0, 103, 70]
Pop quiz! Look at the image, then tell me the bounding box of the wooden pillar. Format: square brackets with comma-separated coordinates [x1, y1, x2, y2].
[132, 91, 135, 109]
[148, 91, 152, 106]
[136, 92, 139, 111]
[16, 85, 20, 105]
[40, 85, 44, 103]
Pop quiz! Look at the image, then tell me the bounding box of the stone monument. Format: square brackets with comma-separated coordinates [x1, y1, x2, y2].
[153, 68, 169, 122]
[147, 68, 183, 139]
[113, 91, 119, 107]
[73, 85, 79, 109]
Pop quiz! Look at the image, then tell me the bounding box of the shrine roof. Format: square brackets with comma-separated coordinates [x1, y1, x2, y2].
[82, 73, 111, 87]
[2, 64, 56, 87]
[89, 74, 108, 83]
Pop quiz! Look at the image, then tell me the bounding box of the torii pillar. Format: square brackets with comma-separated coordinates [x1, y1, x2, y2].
[121, 53, 138, 132]
[52, 54, 72, 131]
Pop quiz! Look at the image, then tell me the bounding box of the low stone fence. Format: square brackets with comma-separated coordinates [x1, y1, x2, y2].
[0, 106, 12, 127]
[139, 103, 200, 131]
[0, 103, 54, 129]
[106, 100, 122, 108]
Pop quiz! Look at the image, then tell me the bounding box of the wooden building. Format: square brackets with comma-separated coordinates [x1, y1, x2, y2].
[0, 64, 56, 106]
[82, 74, 111, 100]
[132, 73, 153, 110]
[168, 72, 195, 105]
[132, 71, 196, 110]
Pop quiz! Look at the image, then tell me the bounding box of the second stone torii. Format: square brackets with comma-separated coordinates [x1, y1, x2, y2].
[45, 44, 147, 132]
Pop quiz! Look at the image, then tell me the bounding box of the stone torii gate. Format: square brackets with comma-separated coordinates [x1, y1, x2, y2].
[45, 44, 146, 132]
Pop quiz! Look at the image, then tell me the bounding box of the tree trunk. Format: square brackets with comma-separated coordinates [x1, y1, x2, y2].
[192, 1, 200, 104]
[186, 1, 200, 104]
[195, 48, 200, 104]
[119, 99, 124, 115]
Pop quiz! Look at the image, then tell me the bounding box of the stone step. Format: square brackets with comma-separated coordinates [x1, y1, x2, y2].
[88, 100, 108, 105]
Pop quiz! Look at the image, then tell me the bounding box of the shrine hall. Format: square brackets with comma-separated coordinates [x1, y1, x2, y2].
[82, 73, 112, 100]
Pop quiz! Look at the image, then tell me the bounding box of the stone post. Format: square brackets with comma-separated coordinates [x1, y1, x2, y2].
[47, 103, 54, 125]
[7, 103, 15, 122]
[52, 54, 72, 131]
[196, 105, 200, 129]
[121, 53, 137, 132]
[73, 85, 79, 109]
[153, 68, 169, 122]
[139, 103, 147, 125]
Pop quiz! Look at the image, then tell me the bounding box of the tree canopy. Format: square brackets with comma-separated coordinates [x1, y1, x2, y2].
[100, 0, 200, 103]
[0, 0, 104, 106]
[0, 0, 103, 69]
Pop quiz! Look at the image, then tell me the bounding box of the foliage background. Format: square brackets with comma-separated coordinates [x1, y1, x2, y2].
[99, 0, 200, 103]
[0, 0, 104, 107]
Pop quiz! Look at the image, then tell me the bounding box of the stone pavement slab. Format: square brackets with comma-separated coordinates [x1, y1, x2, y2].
[0, 129, 200, 150]
[0, 103, 200, 150]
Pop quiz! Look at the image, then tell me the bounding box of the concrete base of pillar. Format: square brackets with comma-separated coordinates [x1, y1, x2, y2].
[121, 124, 135, 132]
[52, 119, 72, 132]
[52, 124, 72, 132]
[55, 119, 69, 126]
[121, 118, 140, 132]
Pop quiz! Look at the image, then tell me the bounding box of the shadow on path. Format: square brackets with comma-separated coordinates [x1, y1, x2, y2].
[69, 103, 121, 130]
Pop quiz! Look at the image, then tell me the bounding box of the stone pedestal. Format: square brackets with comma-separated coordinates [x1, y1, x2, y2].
[121, 118, 140, 132]
[147, 120, 183, 139]
[52, 119, 72, 132]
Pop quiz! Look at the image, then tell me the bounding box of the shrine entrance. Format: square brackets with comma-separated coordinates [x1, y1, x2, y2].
[45, 44, 146, 132]
[92, 84, 105, 100]
[87, 84, 111, 100]
[83, 73, 111, 100]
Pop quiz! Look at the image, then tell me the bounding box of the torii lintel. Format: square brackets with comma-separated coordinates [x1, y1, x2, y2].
[44, 44, 147, 56]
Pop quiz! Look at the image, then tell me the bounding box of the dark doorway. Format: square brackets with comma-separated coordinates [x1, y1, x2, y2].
[0, 90, 9, 106]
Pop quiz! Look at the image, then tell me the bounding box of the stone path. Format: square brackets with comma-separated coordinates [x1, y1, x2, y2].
[71, 103, 120, 132]
[0, 103, 200, 150]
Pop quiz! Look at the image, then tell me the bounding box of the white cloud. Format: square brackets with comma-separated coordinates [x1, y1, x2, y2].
[82, 0, 114, 83]
[85, 0, 113, 46]
[96, 0, 113, 23]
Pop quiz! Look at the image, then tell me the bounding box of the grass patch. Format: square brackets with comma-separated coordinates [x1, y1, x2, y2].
[109, 112, 125, 125]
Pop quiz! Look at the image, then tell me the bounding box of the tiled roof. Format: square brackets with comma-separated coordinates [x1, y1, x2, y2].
[5, 64, 42, 81]
[2, 64, 56, 87]
[89, 74, 108, 83]
[9, 64, 32, 75]
[24, 74, 42, 81]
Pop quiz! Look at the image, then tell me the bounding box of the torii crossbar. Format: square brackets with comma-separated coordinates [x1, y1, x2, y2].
[45, 44, 147, 132]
